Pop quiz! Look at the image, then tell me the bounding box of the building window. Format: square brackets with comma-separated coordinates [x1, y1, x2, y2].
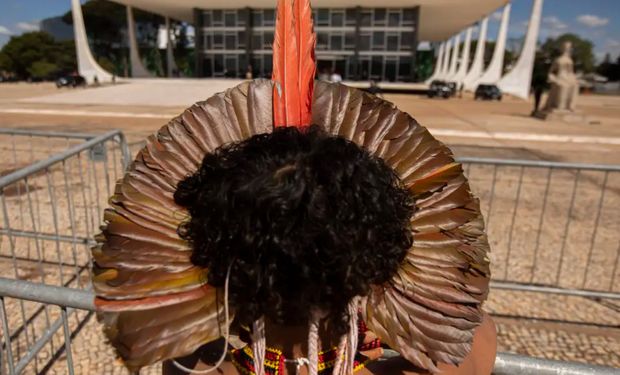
[196, 7, 418, 81]
[252, 11, 263, 27]
[345, 33, 355, 50]
[203, 13, 212, 27]
[330, 34, 343, 50]
[263, 31, 274, 48]
[318, 9, 329, 26]
[213, 34, 223, 48]
[225, 33, 236, 50]
[225, 12, 236, 27]
[360, 10, 371, 27]
[401, 32, 414, 50]
[212, 10, 223, 26]
[387, 34, 398, 51]
[345, 9, 357, 26]
[331, 10, 344, 27]
[372, 32, 385, 50]
[403, 9, 415, 25]
[388, 10, 400, 27]
[374, 9, 386, 26]
[317, 32, 328, 50]
[264, 9, 275, 26]
[371, 56, 382, 77]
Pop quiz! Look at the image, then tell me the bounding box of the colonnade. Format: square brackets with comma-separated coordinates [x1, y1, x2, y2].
[426, 0, 543, 100]
[70, 0, 178, 83]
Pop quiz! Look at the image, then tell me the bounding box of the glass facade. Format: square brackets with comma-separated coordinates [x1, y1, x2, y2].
[195, 7, 419, 81]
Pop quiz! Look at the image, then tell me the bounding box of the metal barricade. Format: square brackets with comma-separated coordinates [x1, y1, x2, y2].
[0, 134, 617, 374]
[0, 129, 130, 374]
[457, 157, 620, 300]
[0, 278, 618, 374]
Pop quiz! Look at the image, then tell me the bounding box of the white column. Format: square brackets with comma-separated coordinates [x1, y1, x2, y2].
[165, 17, 178, 77]
[473, 3, 511, 86]
[127, 5, 151, 78]
[463, 17, 489, 91]
[439, 38, 453, 79]
[425, 42, 445, 83]
[446, 33, 461, 80]
[70, 0, 113, 84]
[452, 27, 473, 85]
[498, 0, 544, 99]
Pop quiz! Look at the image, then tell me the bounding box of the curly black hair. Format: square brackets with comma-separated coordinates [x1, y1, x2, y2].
[174, 125, 414, 336]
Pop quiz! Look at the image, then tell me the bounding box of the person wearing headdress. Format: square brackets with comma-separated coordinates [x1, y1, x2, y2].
[92, 0, 496, 374]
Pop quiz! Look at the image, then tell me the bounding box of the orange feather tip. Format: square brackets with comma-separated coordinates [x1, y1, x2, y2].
[272, 0, 316, 128]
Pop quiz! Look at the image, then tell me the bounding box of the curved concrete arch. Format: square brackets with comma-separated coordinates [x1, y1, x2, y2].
[446, 33, 461, 80]
[452, 27, 473, 85]
[438, 38, 453, 79]
[165, 16, 179, 77]
[425, 42, 445, 83]
[127, 5, 153, 77]
[463, 17, 488, 90]
[71, 0, 113, 83]
[472, 3, 511, 87]
[498, 0, 544, 99]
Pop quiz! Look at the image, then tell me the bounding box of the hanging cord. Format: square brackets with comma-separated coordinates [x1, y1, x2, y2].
[171, 262, 234, 374]
[284, 357, 311, 375]
[332, 297, 360, 375]
[331, 333, 348, 374]
[251, 317, 267, 375]
[345, 298, 360, 374]
[307, 313, 320, 375]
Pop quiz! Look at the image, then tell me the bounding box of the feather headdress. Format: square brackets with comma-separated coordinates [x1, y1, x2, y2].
[93, 0, 490, 373]
[272, 0, 316, 127]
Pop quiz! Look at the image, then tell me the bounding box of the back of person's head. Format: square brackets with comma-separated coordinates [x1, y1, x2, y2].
[174, 125, 414, 336]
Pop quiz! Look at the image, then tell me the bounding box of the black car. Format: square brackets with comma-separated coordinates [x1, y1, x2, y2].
[475, 84, 502, 100]
[446, 81, 458, 96]
[427, 80, 452, 99]
[56, 75, 87, 88]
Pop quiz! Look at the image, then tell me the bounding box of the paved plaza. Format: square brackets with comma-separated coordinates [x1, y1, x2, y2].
[0, 80, 619, 373]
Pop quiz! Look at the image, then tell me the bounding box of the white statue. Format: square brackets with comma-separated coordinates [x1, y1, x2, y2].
[543, 41, 579, 112]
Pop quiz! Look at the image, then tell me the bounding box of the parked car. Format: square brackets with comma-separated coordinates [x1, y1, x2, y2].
[475, 84, 502, 100]
[56, 75, 87, 88]
[446, 81, 458, 96]
[427, 80, 452, 99]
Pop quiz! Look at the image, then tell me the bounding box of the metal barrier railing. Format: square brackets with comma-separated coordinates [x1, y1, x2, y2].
[457, 157, 620, 300]
[0, 277, 617, 375]
[0, 129, 130, 374]
[0, 129, 618, 373]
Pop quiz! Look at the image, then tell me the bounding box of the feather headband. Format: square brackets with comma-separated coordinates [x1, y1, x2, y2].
[272, 0, 316, 128]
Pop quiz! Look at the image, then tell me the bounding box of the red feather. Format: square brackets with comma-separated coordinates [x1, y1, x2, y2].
[272, 0, 316, 127]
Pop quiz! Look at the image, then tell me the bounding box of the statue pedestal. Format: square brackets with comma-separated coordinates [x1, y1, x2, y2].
[534, 109, 588, 124]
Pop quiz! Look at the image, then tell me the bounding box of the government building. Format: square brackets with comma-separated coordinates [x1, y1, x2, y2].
[70, 0, 544, 99]
[194, 7, 419, 81]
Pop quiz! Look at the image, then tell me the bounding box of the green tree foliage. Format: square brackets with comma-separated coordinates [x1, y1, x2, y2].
[0, 31, 76, 79]
[539, 33, 595, 73]
[28, 61, 59, 78]
[0, 51, 11, 72]
[530, 33, 596, 91]
[597, 53, 620, 82]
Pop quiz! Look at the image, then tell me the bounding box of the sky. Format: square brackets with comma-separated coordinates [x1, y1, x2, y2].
[0, 0, 618, 62]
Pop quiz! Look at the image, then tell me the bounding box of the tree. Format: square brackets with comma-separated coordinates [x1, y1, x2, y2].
[28, 61, 59, 78]
[0, 51, 11, 72]
[0, 32, 76, 79]
[597, 53, 620, 82]
[539, 33, 595, 73]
